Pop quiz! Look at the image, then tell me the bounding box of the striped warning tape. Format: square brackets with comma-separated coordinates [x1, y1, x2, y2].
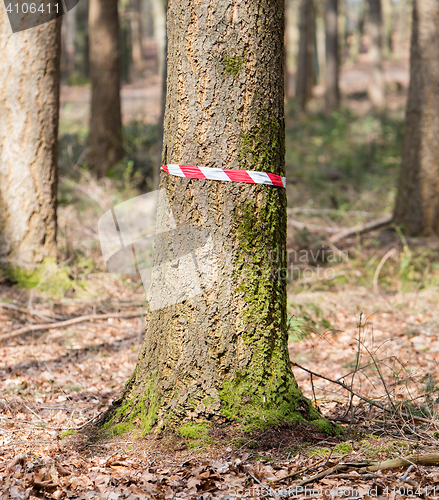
[161, 165, 286, 188]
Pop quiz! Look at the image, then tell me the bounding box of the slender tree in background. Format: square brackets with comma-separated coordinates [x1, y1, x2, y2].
[393, 0, 439, 236]
[130, 0, 145, 79]
[102, 0, 330, 432]
[296, 0, 316, 110]
[151, 0, 167, 187]
[367, 0, 385, 110]
[64, 7, 76, 75]
[325, 0, 340, 113]
[396, 0, 410, 60]
[285, 0, 299, 98]
[381, 0, 393, 59]
[89, 0, 124, 176]
[0, 8, 61, 266]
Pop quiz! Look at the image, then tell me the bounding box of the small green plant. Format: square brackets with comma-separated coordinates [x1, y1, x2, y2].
[287, 303, 333, 342]
[60, 429, 77, 439]
[333, 442, 353, 454]
[177, 422, 212, 448]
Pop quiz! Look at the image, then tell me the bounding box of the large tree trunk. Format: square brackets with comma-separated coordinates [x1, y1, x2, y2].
[103, 0, 327, 432]
[296, 0, 315, 110]
[0, 10, 61, 267]
[393, 0, 439, 236]
[88, 0, 124, 177]
[367, 0, 385, 110]
[325, 0, 340, 113]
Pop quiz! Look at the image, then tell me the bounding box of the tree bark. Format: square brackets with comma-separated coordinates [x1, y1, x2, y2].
[325, 0, 340, 113]
[296, 0, 315, 110]
[151, 0, 167, 83]
[103, 0, 327, 432]
[285, 0, 299, 98]
[0, 9, 61, 267]
[130, 0, 145, 79]
[88, 0, 124, 176]
[367, 0, 385, 110]
[381, 0, 393, 59]
[393, 0, 439, 236]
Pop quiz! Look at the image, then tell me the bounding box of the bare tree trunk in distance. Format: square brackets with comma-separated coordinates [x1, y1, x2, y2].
[367, 0, 385, 110]
[285, 0, 299, 98]
[151, 0, 167, 188]
[0, 8, 61, 267]
[89, 0, 124, 177]
[296, 0, 315, 110]
[64, 7, 76, 75]
[381, 0, 393, 59]
[101, 0, 332, 433]
[393, 0, 439, 236]
[396, 0, 410, 60]
[325, 0, 340, 113]
[130, 0, 145, 79]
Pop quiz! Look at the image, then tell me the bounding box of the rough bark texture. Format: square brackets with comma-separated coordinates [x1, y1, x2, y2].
[393, 0, 439, 236]
[296, 0, 315, 110]
[104, 0, 330, 434]
[367, 0, 385, 110]
[325, 0, 340, 113]
[0, 8, 61, 266]
[88, 0, 124, 177]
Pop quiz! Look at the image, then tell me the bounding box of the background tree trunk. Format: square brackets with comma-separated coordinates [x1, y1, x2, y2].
[285, 0, 299, 98]
[367, 0, 385, 110]
[103, 0, 326, 432]
[151, 0, 167, 85]
[0, 10, 61, 267]
[296, 0, 316, 110]
[88, 0, 124, 176]
[325, 0, 340, 113]
[152, 0, 168, 188]
[393, 0, 439, 236]
[130, 0, 145, 79]
[381, 0, 393, 59]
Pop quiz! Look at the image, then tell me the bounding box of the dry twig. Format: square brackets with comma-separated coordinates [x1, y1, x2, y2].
[0, 311, 145, 342]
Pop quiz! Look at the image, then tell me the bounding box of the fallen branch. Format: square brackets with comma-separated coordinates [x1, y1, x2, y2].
[292, 453, 439, 487]
[288, 219, 340, 233]
[287, 208, 379, 218]
[0, 302, 64, 322]
[0, 311, 145, 342]
[329, 215, 393, 244]
[291, 361, 434, 424]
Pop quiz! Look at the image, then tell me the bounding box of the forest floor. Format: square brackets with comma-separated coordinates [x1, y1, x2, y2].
[2, 61, 439, 499]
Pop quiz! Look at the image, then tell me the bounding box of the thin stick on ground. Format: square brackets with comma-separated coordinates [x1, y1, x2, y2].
[0, 311, 146, 342]
[329, 214, 393, 244]
[291, 361, 434, 424]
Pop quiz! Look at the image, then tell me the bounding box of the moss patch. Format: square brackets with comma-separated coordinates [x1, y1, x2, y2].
[59, 429, 77, 440]
[101, 375, 161, 437]
[217, 109, 338, 436]
[7, 258, 72, 298]
[222, 55, 244, 77]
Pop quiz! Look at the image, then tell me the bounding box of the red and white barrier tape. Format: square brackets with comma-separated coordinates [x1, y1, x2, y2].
[161, 164, 286, 188]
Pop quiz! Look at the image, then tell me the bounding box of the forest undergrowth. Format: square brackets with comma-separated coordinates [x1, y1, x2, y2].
[1, 86, 439, 498]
